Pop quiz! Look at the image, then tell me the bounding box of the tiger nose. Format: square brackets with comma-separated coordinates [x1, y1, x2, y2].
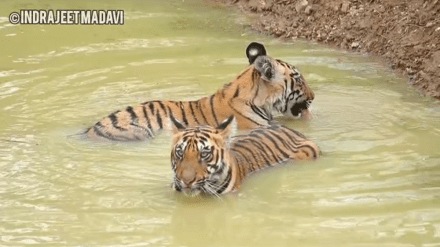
[180, 168, 196, 187]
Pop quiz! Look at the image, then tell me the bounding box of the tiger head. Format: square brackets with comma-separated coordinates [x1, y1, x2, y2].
[170, 115, 235, 197]
[246, 42, 315, 119]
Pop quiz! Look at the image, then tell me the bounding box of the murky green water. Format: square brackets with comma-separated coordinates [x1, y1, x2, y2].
[1, 0, 439, 246]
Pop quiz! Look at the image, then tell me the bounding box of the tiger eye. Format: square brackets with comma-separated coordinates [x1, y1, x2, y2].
[175, 147, 184, 158]
[200, 151, 211, 159]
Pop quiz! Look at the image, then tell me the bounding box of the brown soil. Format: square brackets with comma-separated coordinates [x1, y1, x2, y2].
[213, 0, 440, 99]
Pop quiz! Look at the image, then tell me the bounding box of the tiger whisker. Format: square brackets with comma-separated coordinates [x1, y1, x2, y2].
[203, 183, 222, 200]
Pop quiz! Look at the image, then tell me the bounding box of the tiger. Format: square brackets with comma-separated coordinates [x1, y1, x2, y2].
[86, 42, 315, 141]
[170, 115, 320, 197]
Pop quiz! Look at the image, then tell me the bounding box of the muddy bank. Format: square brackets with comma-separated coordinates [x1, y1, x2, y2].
[214, 0, 440, 99]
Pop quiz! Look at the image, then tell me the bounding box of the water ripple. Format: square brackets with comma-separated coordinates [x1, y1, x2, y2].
[13, 39, 188, 64]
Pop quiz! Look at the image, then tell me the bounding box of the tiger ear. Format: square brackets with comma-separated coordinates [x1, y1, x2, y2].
[254, 56, 275, 81]
[170, 114, 186, 133]
[246, 42, 267, 64]
[216, 115, 236, 138]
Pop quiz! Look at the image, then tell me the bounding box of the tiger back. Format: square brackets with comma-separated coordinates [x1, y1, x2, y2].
[170, 115, 320, 197]
[86, 42, 315, 141]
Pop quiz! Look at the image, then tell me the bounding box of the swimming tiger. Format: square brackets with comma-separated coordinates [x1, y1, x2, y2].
[170, 115, 320, 197]
[86, 42, 314, 141]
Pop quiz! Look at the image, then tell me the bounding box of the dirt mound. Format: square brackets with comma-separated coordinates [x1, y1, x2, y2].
[215, 0, 440, 99]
